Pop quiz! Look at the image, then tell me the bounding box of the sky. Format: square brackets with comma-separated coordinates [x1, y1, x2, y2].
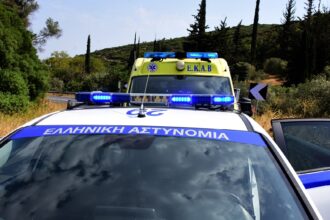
[29, 0, 328, 59]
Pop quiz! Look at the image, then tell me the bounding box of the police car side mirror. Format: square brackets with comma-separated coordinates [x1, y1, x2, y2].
[239, 97, 253, 116]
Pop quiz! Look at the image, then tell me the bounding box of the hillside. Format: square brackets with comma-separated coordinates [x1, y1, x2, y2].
[92, 24, 279, 68]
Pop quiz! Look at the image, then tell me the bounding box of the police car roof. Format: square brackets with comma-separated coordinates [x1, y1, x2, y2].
[24, 108, 251, 131]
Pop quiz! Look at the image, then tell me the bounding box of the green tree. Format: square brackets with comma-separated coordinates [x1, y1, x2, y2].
[3, 0, 39, 25]
[136, 37, 140, 58]
[0, 2, 49, 103]
[127, 33, 137, 73]
[251, 0, 260, 65]
[280, 0, 295, 60]
[46, 52, 107, 92]
[4, 1, 62, 51]
[85, 35, 91, 74]
[302, 0, 315, 80]
[33, 18, 62, 51]
[152, 38, 161, 52]
[213, 17, 230, 57]
[51, 50, 69, 58]
[313, 9, 330, 76]
[232, 20, 243, 63]
[184, 0, 209, 51]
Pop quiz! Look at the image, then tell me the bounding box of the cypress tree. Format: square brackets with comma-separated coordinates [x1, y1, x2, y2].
[136, 37, 140, 58]
[251, 0, 260, 65]
[214, 17, 229, 57]
[280, 0, 296, 60]
[197, 0, 207, 36]
[303, 0, 315, 80]
[85, 35, 91, 74]
[232, 20, 243, 63]
[127, 33, 137, 73]
[184, 0, 209, 51]
[153, 38, 157, 52]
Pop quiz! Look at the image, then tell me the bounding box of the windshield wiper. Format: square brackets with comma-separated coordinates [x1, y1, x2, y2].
[248, 158, 260, 220]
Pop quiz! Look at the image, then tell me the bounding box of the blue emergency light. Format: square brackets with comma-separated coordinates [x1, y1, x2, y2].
[144, 52, 218, 59]
[170, 95, 192, 104]
[212, 96, 235, 105]
[144, 52, 176, 58]
[76, 92, 130, 104]
[186, 52, 218, 59]
[76, 92, 234, 106]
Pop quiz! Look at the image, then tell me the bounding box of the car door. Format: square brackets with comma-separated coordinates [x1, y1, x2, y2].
[272, 119, 330, 218]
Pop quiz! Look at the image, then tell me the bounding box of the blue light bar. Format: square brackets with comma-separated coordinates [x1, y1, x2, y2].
[211, 95, 235, 105]
[144, 52, 176, 58]
[75, 92, 234, 107]
[143, 52, 219, 59]
[76, 92, 130, 104]
[186, 52, 218, 59]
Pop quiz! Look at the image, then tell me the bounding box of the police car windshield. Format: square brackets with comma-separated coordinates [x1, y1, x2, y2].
[130, 75, 232, 95]
[0, 133, 309, 220]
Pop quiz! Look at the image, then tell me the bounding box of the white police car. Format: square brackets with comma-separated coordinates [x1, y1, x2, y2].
[0, 92, 322, 220]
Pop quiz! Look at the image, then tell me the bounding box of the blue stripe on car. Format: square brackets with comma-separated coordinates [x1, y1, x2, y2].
[10, 125, 267, 147]
[299, 170, 330, 189]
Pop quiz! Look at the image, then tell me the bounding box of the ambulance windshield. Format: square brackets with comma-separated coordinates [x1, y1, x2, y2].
[129, 75, 232, 95]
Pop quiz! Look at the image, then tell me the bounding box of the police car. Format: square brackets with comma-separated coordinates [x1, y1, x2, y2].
[272, 119, 330, 218]
[0, 92, 322, 219]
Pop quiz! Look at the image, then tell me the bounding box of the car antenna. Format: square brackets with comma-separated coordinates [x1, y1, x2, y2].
[137, 62, 151, 118]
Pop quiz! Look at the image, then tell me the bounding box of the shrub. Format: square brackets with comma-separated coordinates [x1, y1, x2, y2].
[50, 77, 64, 92]
[248, 69, 266, 81]
[0, 69, 29, 96]
[81, 72, 121, 92]
[233, 80, 249, 97]
[322, 65, 330, 80]
[231, 62, 256, 81]
[0, 93, 29, 114]
[263, 57, 287, 76]
[261, 75, 330, 117]
[27, 69, 49, 100]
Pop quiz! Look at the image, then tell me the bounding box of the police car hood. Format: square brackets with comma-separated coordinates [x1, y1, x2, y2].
[34, 108, 248, 131]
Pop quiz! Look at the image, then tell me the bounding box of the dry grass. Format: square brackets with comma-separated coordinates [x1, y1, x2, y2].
[0, 100, 66, 137]
[261, 74, 285, 86]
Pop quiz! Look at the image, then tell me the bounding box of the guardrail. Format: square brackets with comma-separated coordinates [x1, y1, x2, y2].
[48, 91, 75, 95]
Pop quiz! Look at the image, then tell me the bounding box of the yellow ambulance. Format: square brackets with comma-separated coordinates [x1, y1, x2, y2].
[127, 52, 238, 110]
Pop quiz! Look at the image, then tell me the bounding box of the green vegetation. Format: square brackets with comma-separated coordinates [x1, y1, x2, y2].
[0, 0, 61, 114]
[251, 0, 261, 64]
[259, 75, 330, 117]
[0, 2, 46, 113]
[263, 58, 287, 76]
[1, 0, 329, 120]
[85, 35, 91, 74]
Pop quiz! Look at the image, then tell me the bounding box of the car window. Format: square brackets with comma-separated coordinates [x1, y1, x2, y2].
[274, 121, 330, 172]
[0, 128, 310, 220]
[130, 75, 232, 95]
